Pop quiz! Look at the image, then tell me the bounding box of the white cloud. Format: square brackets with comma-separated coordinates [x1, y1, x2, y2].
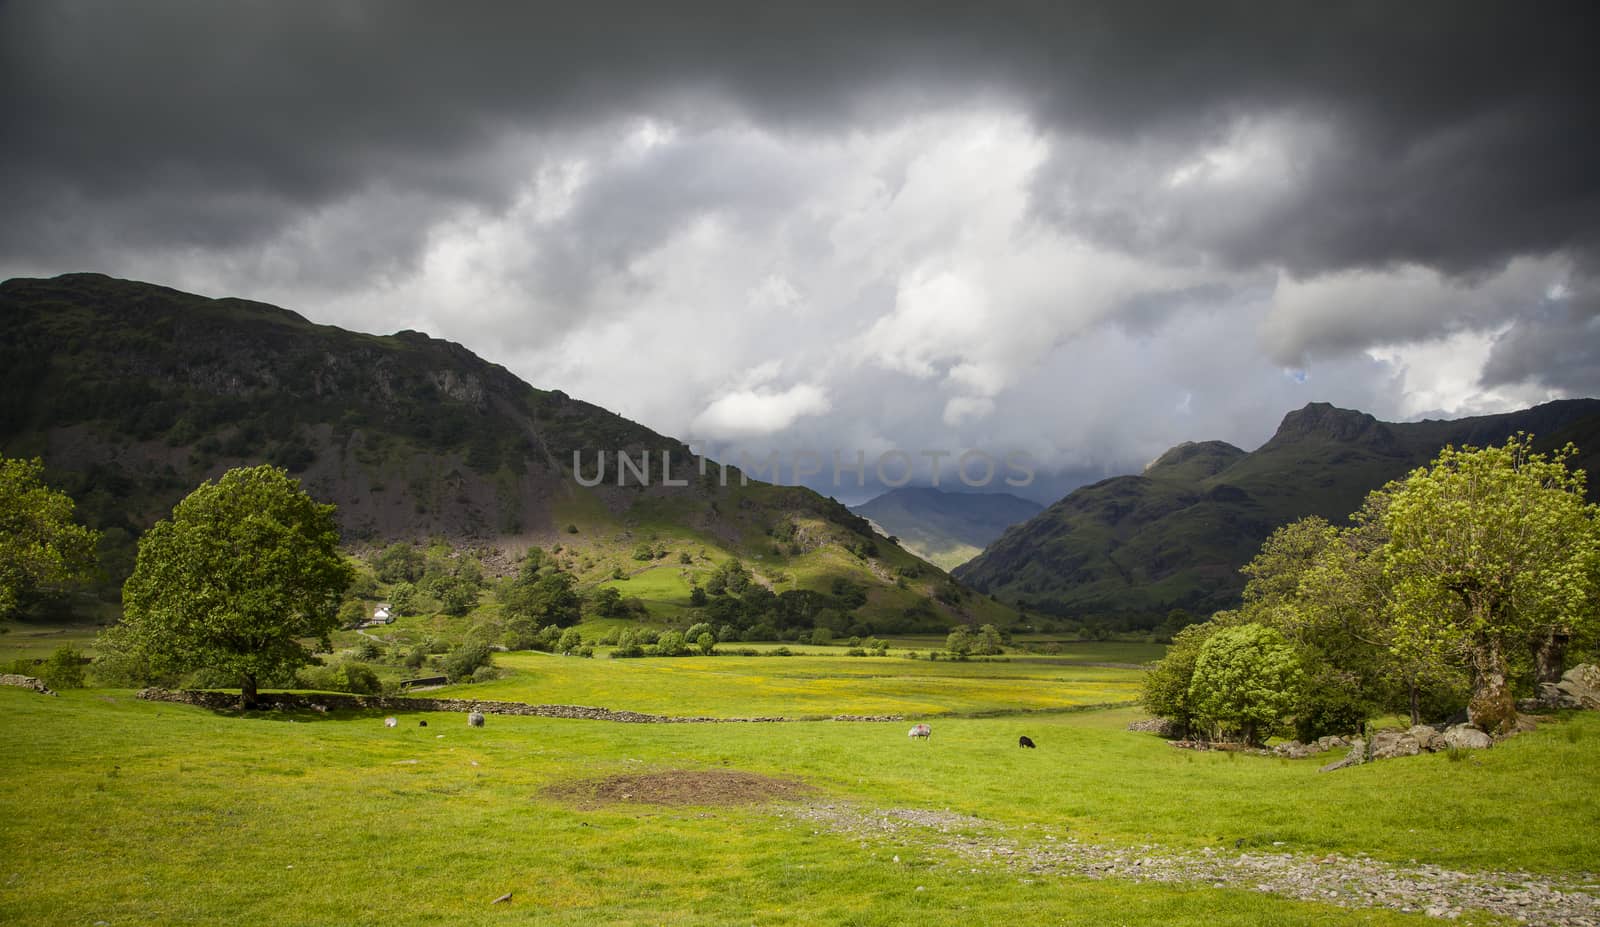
[691, 383, 832, 437]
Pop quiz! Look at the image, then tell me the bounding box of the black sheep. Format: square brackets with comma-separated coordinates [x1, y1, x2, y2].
[1018, 735, 1036, 749]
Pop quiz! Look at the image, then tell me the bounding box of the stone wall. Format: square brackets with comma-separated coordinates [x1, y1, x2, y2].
[134, 688, 903, 724]
[0, 674, 56, 696]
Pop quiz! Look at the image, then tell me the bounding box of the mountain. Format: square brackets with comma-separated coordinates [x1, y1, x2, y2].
[1, 273, 1015, 633]
[953, 399, 1600, 624]
[852, 487, 1043, 569]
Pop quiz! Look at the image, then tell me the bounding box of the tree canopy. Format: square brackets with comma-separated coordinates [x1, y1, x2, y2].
[1145, 435, 1599, 740]
[114, 465, 352, 707]
[0, 456, 99, 621]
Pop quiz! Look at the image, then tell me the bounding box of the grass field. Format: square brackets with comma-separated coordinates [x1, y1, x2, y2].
[435, 651, 1146, 718]
[3, 687, 1597, 927]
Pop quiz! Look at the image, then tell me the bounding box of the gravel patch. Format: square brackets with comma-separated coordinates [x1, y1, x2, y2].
[783, 802, 1600, 925]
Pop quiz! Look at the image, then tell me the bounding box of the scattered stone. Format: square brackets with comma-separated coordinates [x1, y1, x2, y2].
[1441, 724, 1493, 751]
[1370, 731, 1422, 760]
[468, 711, 485, 727]
[1318, 739, 1367, 773]
[1406, 725, 1447, 752]
[785, 802, 1600, 926]
[1271, 740, 1316, 759]
[1554, 664, 1600, 709]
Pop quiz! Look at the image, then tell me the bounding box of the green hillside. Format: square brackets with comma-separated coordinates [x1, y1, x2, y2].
[954, 399, 1600, 625]
[0, 273, 1014, 636]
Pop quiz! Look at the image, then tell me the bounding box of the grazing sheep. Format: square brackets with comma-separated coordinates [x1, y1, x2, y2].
[908, 723, 932, 742]
[468, 711, 485, 727]
[419, 720, 428, 727]
[1018, 735, 1036, 749]
[383, 716, 398, 728]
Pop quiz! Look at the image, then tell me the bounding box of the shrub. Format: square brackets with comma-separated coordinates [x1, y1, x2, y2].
[38, 646, 87, 689]
[443, 643, 494, 681]
[471, 665, 501, 683]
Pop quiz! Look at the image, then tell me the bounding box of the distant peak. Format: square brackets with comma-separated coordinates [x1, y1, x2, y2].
[1143, 440, 1247, 479]
[1266, 402, 1398, 450]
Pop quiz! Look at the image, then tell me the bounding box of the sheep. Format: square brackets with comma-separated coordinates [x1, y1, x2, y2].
[419, 720, 428, 727]
[383, 716, 398, 728]
[908, 723, 932, 742]
[1018, 735, 1036, 749]
[468, 711, 485, 728]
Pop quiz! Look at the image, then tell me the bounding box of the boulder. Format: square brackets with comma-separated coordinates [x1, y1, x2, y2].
[1370, 730, 1422, 760]
[1554, 663, 1600, 709]
[468, 711, 486, 727]
[1318, 739, 1367, 773]
[1441, 724, 1493, 750]
[1272, 740, 1316, 759]
[1406, 725, 1447, 752]
[1313, 735, 1352, 752]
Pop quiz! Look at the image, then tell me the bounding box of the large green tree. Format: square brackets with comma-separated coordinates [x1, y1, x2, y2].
[116, 465, 352, 707]
[1188, 622, 1301, 746]
[0, 456, 99, 621]
[1382, 436, 1599, 734]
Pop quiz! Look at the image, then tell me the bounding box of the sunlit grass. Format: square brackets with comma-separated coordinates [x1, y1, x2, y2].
[439, 652, 1146, 718]
[2, 689, 1594, 927]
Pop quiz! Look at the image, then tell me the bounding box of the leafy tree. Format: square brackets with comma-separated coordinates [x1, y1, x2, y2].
[1188, 623, 1300, 745]
[946, 625, 975, 656]
[696, 631, 716, 655]
[1139, 621, 1219, 739]
[689, 585, 708, 607]
[338, 599, 367, 628]
[114, 466, 352, 707]
[590, 586, 625, 618]
[655, 630, 687, 656]
[557, 627, 583, 655]
[443, 642, 494, 681]
[371, 542, 424, 583]
[1382, 437, 1599, 734]
[502, 571, 581, 626]
[0, 456, 100, 621]
[39, 645, 87, 689]
[390, 581, 423, 617]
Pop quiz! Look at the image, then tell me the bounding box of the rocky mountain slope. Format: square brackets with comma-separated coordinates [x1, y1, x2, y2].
[953, 399, 1600, 624]
[1, 273, 1012, 632]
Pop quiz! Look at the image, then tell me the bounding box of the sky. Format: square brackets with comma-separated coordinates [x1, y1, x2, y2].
[3, 1, 1597, 503]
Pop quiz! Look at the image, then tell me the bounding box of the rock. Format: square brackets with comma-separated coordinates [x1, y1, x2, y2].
[1318, 739, 1367, 773]
[1126, 717, 1182, 737]
[1370, 731, 1422, 760]
[1272, 740, 1316, 759]
[1441, 724, 1493, 750]
[1406, 725, 1447, 752]
[468, 711, 485, 727]
[1313, 735, 1351, 752]
[1554, 663, 1600, 709]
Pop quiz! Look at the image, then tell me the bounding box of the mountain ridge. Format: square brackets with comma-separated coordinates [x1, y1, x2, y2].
[2, 273, 1015, 634]
[954, 398, 1600, 626]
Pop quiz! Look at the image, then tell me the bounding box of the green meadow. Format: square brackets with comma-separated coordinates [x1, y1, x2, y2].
[3, 657, 1598, 926]
[435, 651, 1146, 718]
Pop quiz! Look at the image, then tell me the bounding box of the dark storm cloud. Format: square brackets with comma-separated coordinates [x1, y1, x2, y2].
[3, 0, 1595, 278]
[1481, 281, 1600, 396]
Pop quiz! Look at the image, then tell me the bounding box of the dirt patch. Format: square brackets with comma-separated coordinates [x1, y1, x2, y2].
[543, 769, 813, 808]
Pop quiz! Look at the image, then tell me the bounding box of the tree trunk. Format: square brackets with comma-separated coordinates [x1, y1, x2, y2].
[1534, 627, 1570, 685]
[1408, 684, 1421, 728]
[240, 672, 259, 710]
[1467, 636, 1518, 736]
